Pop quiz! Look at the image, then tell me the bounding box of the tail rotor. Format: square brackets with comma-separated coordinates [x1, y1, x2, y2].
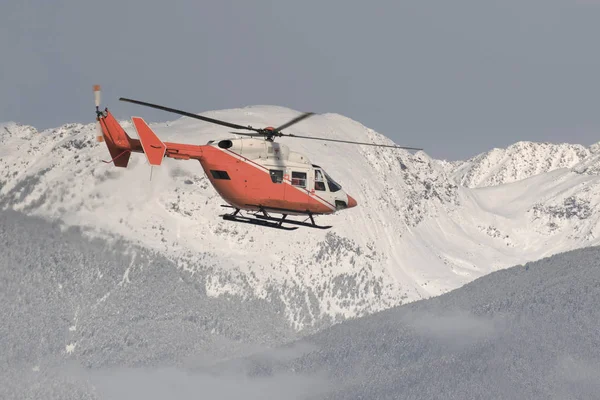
[93, 85, 104, 142]
[92, 84, 136, 167]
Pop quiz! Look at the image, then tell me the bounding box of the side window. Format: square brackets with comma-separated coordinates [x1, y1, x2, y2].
[314, 170, 326, 191]
[270, 169, 283, 183]
[291, 171, 307, 187]
[210, 170, 230, 180]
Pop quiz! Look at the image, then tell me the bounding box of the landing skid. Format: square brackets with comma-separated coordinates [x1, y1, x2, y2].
[253, 214, 332, 230]
[220, 213, 298, 231]
[219, 205, 331, 230]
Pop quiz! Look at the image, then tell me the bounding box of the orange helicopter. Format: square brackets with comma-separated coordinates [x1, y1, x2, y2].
[93, 85, 422, 230]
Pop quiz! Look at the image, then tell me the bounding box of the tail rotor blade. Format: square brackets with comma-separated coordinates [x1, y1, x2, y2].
[93, 85, 104, 142]
[93, 85, 101, 108]
[95, 121, 104, 142]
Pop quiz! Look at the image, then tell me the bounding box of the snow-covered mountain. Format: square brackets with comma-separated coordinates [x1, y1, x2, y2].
[2, 108, 600, 329]
[447, 141, 594, 188]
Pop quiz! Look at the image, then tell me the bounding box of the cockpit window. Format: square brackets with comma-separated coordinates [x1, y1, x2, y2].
[324, 171, 342, 192]
[314, 169, 326, 191]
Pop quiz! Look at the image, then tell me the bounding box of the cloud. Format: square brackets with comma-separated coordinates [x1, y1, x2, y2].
[401, 309, 503, 349]
[56, 342, 330, 400]
[90, 366, 330, 400]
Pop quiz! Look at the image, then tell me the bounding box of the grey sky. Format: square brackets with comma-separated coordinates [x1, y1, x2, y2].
[1, 0, 599, 160]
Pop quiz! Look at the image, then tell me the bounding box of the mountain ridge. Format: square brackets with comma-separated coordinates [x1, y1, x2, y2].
[236, 245, 600, 400]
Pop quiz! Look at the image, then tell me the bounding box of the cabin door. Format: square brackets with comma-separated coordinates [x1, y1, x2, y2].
[284, 168, 309, 210]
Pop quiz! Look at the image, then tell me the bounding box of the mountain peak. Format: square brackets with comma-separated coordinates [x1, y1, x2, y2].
[451, 141, 591, 188]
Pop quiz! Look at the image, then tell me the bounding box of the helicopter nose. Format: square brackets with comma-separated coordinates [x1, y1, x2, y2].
[347, 194, 358, 208]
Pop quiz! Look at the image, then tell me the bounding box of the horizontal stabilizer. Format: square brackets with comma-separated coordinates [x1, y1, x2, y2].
[131, 117, 166, 166]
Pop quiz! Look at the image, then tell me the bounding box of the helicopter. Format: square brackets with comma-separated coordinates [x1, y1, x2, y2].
[92, 85, 422, 230]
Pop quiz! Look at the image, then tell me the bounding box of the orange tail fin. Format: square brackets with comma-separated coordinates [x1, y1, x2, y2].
[131, 117, 166, 166]
[97, 110, 137, 167]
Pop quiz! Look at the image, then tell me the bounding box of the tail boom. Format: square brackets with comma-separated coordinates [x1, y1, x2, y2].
[97, 110, 204, 167]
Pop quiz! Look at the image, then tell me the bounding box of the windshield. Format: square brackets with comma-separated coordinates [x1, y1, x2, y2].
[324, 171, 342, 192]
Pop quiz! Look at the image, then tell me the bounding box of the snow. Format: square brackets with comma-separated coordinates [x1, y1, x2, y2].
[449, 141, 591, 188]
[2, 106, 600, 329]
[65, 343, 76, 354]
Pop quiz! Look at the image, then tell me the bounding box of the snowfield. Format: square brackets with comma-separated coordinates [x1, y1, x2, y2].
[2, 107, 600, 329]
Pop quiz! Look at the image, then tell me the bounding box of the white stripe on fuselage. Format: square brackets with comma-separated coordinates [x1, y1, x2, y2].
[219, 147, 337, 211]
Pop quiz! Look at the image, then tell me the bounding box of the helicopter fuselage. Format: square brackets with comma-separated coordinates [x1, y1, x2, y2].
[97, 110, 356, 216]
[197, 138, 356, 215]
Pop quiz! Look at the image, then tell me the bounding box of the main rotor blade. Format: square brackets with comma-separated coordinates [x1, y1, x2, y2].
[228, 131, 263, 137]
[119, 97, 261, 132]
[282, 133, 422, 150]
[274, 112, 315, 132]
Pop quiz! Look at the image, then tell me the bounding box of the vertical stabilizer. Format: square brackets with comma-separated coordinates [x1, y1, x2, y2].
[131, 117, 166, 166]
[94, 84, 138, 167]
